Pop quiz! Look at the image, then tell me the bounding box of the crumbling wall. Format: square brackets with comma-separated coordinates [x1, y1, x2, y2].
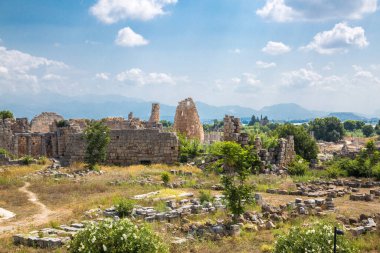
[61, 129, 179, 166]
[223, 115, 241, 142]
[173, 98, 204, 142]
[0, 119, 15, 153]
[30, 112, 64, 133]
[12, 118, 30, 133]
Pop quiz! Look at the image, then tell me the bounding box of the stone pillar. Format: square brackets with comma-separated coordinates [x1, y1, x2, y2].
[149, 103, 160, 123]
[128, 112, 133, 120]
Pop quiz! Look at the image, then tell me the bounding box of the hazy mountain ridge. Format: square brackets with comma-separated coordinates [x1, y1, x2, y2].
[0, 93, 376, 122]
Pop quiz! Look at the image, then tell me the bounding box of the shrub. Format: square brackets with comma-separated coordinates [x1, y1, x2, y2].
[199, 190, 213, 204]
[274, 221, 357, 253]
[325, 165, 347, 179]
[0, 110, 14, 120]
[362, 125, 374, 137]
[161, 172, 170, 185]
[372, 163, 380, 180]
[69, 219, 168, 253]
[21, 156, 34, 165]
[84, 121, 110, 170]
[114, 198, 135, 218]
[287, 160, 309, 176]
[56, 120, 70, 128]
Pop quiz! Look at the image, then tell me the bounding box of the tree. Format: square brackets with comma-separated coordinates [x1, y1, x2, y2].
[276, 124, 318, 161]
[211, 142, 258, 221]
[0, 110, 14, 120]
[309, 117, 344, 142]
[362, 125, 374, 137]
[248, 115, 259, 126]
[84, 121, 110, 170]
[343, 120, 357, 131]
[160, 120, 172, 128]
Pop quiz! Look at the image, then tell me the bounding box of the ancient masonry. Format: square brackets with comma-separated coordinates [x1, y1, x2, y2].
[0, 105, 179, 166]
[173, 98, 204, 142]
[223, 115, 296, 169]
[149, 103, 160, 123]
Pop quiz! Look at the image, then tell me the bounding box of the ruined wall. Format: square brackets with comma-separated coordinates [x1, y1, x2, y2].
[149, 103, 160, 123]
[223, 115, 241, 142]
[0, 119, 15, 153]
[173, 98, 204, 142]
[12, 118, 30, 133]
[61, 129, 179, 166]
[30, 112, 64, 133]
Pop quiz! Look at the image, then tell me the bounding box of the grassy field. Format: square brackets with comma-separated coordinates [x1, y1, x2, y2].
[0, 163, 379, 252]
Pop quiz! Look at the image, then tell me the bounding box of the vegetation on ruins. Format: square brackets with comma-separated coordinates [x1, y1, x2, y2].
[69, 219, 168, 253]
[211, 142, 258, 221]
[160, 120, 173, 128]
[0, 110, 14, 120]
[56, 120, 70, 128]
[326, 141, 380, 179]
[287, 158, 309, 176]
[274, 221, 357, 253]
[276, 124, 318, 161]
[114, 198, 135, 218]
[84, 121, 111, 170]
[199, 190, 214, 204]
[203, 119, 224, 132]
[309, 117, 344, 142]
[21, 156, 34, 165]
[178, 133, 203, 163]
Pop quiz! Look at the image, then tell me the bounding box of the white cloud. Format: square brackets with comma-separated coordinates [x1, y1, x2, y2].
[116, 68, 184, 86]
[262, 41, 291, 55]
[90, 0, 178, 24]
[257, 0, 377, 22]
[229, 48, 241, 54]
[352, 65, 380, 84]
[95, 72, 110, 80]
[233, 73, 262, 93]
[115, 27, 149, 47]
[256, 0, 298, 22]
[256, 60, 276, 69]
[282, 68, 323, 88]
[302, 23, 369, 54]
[0, 46, 68, 93]
[42, 74, 63, 81]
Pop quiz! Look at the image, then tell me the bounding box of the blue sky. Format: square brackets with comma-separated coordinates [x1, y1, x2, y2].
[0, 0, 380, 114]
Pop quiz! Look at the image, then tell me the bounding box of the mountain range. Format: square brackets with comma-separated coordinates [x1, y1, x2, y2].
[0, 93, 378, 122]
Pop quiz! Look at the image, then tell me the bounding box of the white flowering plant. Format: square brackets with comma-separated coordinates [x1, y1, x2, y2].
[69, 219, 168, 253]
[274, 221, 358, 253]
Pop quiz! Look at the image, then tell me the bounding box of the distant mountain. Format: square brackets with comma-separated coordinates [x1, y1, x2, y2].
[258, 103, 327, 121]
[327, 112, 367, 121]
[0, 93, 375, 122]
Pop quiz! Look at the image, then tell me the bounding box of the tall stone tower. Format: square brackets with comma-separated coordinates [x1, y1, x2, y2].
[149, 103, 160, 123]
[173, 98, 204, 142]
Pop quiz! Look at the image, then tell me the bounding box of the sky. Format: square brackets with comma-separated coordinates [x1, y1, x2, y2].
[0, 0, 380, 114]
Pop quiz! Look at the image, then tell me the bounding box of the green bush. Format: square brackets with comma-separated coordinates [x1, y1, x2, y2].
[37, 156, 48, 165]
[161, 172, 170, 185]
[287, 160, 309, 176]
[325, 165, 347, 179]
[114, 198, 135, 218]
[372, 163, 380, 180]
[69, 219, 168, 253]
[274, 221, 357, 253]
[199, 190, 213, 204]
[21, 156, 34, 165]
[84, 121, 110, 170]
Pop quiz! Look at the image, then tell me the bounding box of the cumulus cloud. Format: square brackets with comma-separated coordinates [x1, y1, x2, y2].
[0, 66, 8, 76]
[232, 73, 262, 93]
[262, 41, 291, 55]
[115, 27, 149, 47]
[302, 23, 369, 54]
[116, 68, 185, 86]
[257, 0, 377, 22]
[282, 67, 323, 88]
[95, 72, 110, 80]
[256, 60, 276, 69]
[352, 65, 380, 84]
[90, 0, 178, 24]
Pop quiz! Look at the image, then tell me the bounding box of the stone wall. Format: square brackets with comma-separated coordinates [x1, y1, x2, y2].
[256, 136, 296, 169]
[0, 119, 15, 153]
[30, 112, 64, 133]
[223, 115, 241, 142]
[60, 129, 179, 166]
[173, 98, 204, 142]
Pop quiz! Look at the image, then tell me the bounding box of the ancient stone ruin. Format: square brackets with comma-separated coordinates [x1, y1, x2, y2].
[223, 115, 296, 170]
[149, 103, 160, 124]
[0, 104, 179, 166]
[173, 98, 204, 142]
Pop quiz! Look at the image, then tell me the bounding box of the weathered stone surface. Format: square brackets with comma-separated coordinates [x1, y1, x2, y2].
[173, 98, 204, 142]
[30, 112, 64, 133]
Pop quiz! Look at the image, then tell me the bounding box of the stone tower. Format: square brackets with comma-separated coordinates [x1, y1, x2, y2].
[173, 98, 204, 142]
[149, 103, 160, 123]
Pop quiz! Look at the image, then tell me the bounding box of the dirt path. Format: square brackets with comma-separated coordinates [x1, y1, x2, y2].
[0, 182, 53, 235]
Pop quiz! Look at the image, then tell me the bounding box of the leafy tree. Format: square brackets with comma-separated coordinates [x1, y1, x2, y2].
[309, 117, 344, 142]
[362, 125, 374, 137]
[248, 115, 260, 126]
[276, 124, 318, 161]
[356, 121, 365, 129]
[84, 121, 110, 170]
[344, 120, 357, 131]
[375, 122, 380, 135]
[211, 142, 258, 221]
[178, 133, 203, 162]
[0, 110, 14, 120]
[203, 119, 223, 132]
